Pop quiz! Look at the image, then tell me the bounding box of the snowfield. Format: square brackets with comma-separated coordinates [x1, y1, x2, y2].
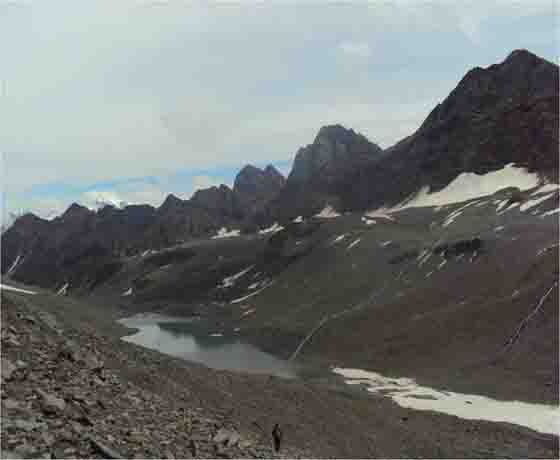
[332, 367, 560, 435]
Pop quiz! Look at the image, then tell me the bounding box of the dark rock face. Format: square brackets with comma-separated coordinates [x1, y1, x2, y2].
[341, 49, 559, 211]
[233, 164, 285, 218]
[266, 124, 383, 222]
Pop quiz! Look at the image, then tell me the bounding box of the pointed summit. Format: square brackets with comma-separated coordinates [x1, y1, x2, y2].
[289, 125, 382, 184]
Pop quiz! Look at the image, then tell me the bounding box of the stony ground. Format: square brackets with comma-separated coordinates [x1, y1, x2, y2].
[1, 288, 558, 459]
[0, 293, 306, 459]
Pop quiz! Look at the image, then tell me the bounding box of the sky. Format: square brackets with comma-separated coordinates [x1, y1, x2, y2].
[1, 0, 558, 222]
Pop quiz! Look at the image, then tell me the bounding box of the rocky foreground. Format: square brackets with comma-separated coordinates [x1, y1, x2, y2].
[0, 293, 305, 459]
[1, 288, 558, 459]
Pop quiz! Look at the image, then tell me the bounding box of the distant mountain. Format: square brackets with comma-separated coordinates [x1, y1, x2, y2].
[2, 49, 558, 292]
[1, 164, 286, 288]
[263, 124, 383, 222]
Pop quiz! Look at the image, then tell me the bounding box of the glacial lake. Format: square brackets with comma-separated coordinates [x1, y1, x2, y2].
[118, 313, 297, 378]
[118, 313, 559, 435]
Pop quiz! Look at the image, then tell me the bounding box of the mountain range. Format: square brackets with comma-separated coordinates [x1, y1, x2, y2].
[2, 49, 558, 291]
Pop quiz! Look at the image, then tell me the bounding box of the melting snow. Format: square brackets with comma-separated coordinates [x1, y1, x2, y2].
[442, 202, 476, 227]
[6, 255, 22, 276]
[315, 205, 341, 219]
[540, 208, 560, 218]
[346, 238, 361, 250]
[391, 164, 541, 210]
[1, 284, 36, 295]
[331, 234, 347, 244]
[231, 282, 273, 304]
[212, 228, 241, 239]
[532, 183, 560, 195]
[122, 288, 133, 297]
[56, 283, 69, 296]
[417, 250, 431, 267]
[519, 192, 556, 212]
[292, 216, 303, 223]
[259, 223, 284, 234]
[364, 209, 395, 221]
[220, 266, 254, 288]
[332, 367, 559, 435]
[361, 216, 377, 225]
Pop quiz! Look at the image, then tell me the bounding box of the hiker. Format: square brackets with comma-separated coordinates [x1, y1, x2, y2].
[272, 423, 282, 452]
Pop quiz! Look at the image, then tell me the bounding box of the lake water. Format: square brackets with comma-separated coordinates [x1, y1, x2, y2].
[118, 313, 297, 378]
[118, 313, 559, 435]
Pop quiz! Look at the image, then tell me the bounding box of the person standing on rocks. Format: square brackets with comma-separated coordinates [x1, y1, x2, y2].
[272, 423, 282, 453]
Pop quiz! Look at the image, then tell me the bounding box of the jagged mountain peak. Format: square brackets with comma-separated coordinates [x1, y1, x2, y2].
[159, 193, 185, 213]
[61, 203, 92, 220]
[288, 125, 382, 185]
[234, 164, 285, 195]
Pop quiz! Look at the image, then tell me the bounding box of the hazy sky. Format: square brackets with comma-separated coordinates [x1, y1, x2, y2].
[1, 1, 558, 220]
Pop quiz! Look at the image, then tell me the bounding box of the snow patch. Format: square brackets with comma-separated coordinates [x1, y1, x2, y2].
[381, 240, 392, 247]
[6, 255, 22, 276]
[494, 226, 505, 232]
[1, 284, 36, 295]
[364, 209, 395, 221]
[210, 333, 223, 337]
[332, 367, 559, 435]
[259, 222, 284, 234]
[442, 202, 476, 227]
[122, 288, 133, 297]
[417, 250, 431, 267]
[231, 282, 273, 304]
[393, 164, 541, 210]
[331, 234, 347, 245]
[212, 227, 241, 239]
[361, 216, 377, 225]
[56, 283, 69, 296]
[519, 192, 556, 212]
[540, 208, 560, 218]
[292, 216, 303, 223]
[346, 238, 361, 250]
[315, 205, 341, 219]
[531, 183, 560, 195]
[220, 266, 254, 288]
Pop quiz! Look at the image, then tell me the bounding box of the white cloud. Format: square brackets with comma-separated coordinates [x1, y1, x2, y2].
[1, 1, 556, 218]
[191, 175, 230, 192]
[337, 41, 371, 58]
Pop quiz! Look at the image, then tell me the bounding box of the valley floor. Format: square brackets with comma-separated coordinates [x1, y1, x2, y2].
[1, 287, 558, 459]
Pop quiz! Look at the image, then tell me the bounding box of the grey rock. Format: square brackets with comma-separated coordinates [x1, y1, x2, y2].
[2, 398, 21, 410]
[36, 389, 66, 414]
[2, 358, 17, 381]
[213, 428, 241, 447]
[87, 435, 123, 459]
